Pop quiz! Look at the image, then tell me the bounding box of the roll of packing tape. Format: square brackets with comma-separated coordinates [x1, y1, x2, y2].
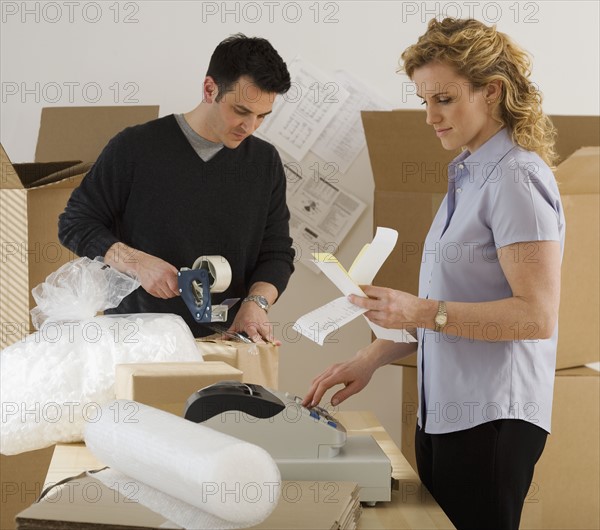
[192, 255, 232, 293]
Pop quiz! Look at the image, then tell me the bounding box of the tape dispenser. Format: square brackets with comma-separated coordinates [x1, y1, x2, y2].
[177, 256, 239, 323]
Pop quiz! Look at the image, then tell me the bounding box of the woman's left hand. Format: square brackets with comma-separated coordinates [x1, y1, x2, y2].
[348, 285, 421, 329]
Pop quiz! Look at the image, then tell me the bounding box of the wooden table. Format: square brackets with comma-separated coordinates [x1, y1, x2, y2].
[35, 411, 453, 529]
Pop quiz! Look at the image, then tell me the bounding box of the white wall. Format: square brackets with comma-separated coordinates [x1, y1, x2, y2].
[2, 1, 599, 446]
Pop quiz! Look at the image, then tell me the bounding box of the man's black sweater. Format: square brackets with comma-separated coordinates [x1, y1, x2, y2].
[58, 115, 294, 336]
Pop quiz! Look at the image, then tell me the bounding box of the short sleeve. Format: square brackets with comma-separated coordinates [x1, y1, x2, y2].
[488, 158, 562, 249]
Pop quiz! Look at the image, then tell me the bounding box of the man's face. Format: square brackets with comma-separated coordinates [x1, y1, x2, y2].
[204, 75, 276, 148]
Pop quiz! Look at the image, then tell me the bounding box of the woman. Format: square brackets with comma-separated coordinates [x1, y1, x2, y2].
[303, 18, 564, 530]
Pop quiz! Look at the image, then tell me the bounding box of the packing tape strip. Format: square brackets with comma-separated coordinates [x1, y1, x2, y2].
[191, 255, 232, 293]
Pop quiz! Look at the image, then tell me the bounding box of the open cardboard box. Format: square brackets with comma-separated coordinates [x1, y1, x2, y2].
[361, 110, 600, 369]
[0, 106, 159, 351]
[0, 105, 159, 530]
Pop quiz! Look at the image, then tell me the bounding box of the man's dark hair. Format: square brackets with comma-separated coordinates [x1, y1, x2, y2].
[207, 33, 291, 101]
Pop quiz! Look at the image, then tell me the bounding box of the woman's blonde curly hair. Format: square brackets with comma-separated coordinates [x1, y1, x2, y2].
[400, 18, 558, 167]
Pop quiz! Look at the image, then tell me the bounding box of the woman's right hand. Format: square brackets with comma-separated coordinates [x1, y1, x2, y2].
[302, 338, 418, 409]
[302, 350, 377, 408]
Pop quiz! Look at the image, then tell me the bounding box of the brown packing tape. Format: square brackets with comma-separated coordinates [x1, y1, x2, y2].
[196, 337, 280, 389]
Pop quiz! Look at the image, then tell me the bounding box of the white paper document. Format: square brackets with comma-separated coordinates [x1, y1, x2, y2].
[284, 159, 366, 273]
[293, 296, 366, 346]
[257, 58, 350, 161]
[311, 70, 392, 173]
[293, 227, 417, 345]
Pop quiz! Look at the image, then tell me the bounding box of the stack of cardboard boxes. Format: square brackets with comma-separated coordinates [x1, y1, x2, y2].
[362, 110, 599, 529]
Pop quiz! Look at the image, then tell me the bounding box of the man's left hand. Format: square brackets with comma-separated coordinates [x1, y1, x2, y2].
[229, 301, 279, 345]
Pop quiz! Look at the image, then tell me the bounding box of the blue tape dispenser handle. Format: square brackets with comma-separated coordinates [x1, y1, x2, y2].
[178, 268, 212, 323]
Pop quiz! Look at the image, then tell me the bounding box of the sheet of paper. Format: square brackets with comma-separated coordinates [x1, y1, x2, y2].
[284, 158, 366, 273]
[293, 296, 366, 346]
[311, 70, 392, 173]
[293, 227, 417, 344]
[257, 58, 350, 161]
[347, 227, 398, 285]
[312, 253, 364, 297]
[367, 321, 417, 344]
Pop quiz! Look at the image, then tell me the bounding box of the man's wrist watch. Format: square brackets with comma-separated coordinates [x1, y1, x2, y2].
[242, 294, 270, 313]
[434, 300, 447, 332]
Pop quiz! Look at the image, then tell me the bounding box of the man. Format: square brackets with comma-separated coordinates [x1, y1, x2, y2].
[58, 34, 294, 343]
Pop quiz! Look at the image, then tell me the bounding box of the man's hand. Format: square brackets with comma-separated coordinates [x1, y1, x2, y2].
[105, 243, 179, 299]
[229, 301, 279, 345]
[135, 253, 180, 299]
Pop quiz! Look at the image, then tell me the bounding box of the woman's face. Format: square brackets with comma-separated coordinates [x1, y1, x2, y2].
[412, 62, 501, 153]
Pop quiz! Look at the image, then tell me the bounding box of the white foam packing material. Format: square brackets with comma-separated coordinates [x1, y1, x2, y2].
[0, 313, 202, 455]
[86, 401, 281, 529]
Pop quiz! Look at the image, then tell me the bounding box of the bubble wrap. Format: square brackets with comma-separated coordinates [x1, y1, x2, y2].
[86, 401, 281, 529]
[0, 313, 203, 455]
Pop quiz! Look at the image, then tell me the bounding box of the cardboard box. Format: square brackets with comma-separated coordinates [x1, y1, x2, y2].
[521, 366, 600, 529]
[362, 111, 600, 369]
[399, 365, 600, 529]
[114, 361, 243, 416]
[553, 147, 600, 365]
[0, 447, 55, 530]
[400, 365, 419, 473]
[0, 106, 159, 349]
[196, 337, 280, 389]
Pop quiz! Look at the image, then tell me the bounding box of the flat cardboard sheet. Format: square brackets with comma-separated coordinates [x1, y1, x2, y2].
[16, 475, 361, 530]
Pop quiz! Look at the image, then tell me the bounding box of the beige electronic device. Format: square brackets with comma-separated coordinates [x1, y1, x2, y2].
[184, 382, 392, 504]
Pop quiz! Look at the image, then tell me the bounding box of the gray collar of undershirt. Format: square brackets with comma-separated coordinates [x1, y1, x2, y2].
[175, 113, 224, 162]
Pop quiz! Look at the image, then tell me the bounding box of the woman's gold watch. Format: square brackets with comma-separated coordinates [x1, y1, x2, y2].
[434, 300, 448, 332]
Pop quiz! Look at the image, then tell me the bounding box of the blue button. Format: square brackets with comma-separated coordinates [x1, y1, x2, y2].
[327, 421, 337, 428]
[309, 410, 319, 420]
